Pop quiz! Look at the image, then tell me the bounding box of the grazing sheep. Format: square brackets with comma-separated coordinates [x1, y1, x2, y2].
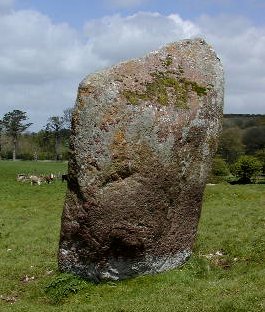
[17, 174, 28, 182]
[43, 173, 55, 184]
[17, 173, 57, 185]
[29, 175, 42, 185]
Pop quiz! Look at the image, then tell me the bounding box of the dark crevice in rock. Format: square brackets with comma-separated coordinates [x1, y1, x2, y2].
[109, 228, 145, 259]
[67, 175, 85, 201]
[101, 163, 136, 187]
[87, 158, 101, 171]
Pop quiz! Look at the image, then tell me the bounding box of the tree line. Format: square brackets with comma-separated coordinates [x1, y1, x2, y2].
[212, 114, 265, 182]
[0, 110, 265, 182]
[0, 108, 73, 161]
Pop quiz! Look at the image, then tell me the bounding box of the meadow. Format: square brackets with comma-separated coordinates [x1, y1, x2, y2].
[0, 161, 264, 311]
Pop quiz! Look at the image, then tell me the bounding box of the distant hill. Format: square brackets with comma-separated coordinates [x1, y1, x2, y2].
[224, 114, 265, 118]
[223, 114, 265, 130]
[218, 113, 265, 163]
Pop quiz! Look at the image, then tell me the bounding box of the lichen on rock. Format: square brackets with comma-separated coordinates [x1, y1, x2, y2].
[122, 65, 208, 108]
[58, 38, 224, 282]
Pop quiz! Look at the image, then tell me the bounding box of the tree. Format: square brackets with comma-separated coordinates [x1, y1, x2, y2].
[208, 156, 230, 183]
[242, 126, 265, 154]
[255, 149, 265, 174]
[46, 116, 65, 160]
[231, 155, 262, 184]
[211, 157, 230, 176]
[218, 128, 245, 163]
[63, 107, 74, 130]
[2, 110, 32, 160]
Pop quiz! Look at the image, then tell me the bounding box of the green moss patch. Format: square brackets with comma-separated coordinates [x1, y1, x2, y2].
[123, 70, 207, 108]
[162, 55, 173, 67]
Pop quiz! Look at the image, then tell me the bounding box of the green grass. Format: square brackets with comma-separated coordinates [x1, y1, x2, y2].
[0, 161, 265, 311]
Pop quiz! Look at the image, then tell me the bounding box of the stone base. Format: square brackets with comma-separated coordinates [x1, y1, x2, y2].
[58, 248, 191, 282]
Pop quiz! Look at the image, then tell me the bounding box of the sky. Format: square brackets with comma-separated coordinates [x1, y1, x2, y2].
[0, 0, 265, 131]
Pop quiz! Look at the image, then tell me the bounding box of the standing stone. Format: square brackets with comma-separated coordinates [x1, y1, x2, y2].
[58, 38, 224, 281]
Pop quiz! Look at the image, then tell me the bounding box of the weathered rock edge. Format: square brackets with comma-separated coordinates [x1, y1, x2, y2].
[58, 38, 224, 282]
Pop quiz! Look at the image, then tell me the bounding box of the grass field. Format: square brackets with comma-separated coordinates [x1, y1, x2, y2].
[0, 161, 265, 311]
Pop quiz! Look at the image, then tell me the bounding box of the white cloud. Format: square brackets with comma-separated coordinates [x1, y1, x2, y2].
[0, 9, 108, 130]
[0, 0, 14, 14]
[0, 7, 264, 130]
[84, 12, 199, 64]
[0, 9, 108, 83]
[197, 14, 265, 114]
[0, 10, 200, 130]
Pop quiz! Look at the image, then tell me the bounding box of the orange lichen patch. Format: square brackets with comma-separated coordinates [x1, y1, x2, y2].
[110, 130, 129, 161]
[79, 85, 95, 96]
[76, 97, 87, 110]
[165, 45, 178, 55]
[101, 130, 133, 185]
[113, 130, 126, 145]
[100, 114, 113, 126]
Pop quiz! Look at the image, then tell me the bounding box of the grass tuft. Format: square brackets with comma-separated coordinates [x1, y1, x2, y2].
[44, 273, 87, 304]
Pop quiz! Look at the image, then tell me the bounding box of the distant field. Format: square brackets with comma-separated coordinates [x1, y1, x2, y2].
[0, 161, 264, 311]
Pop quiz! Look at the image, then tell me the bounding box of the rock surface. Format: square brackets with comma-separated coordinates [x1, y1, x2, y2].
[58, 38, 224, 281]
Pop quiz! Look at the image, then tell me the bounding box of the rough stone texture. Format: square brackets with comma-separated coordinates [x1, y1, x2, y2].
[58, 38, 224, 282]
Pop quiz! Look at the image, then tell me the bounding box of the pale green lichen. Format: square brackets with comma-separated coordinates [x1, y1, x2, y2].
[163, 55, 173, 67]
[190, 82, 208, 96]
[123, 71, 207, 108]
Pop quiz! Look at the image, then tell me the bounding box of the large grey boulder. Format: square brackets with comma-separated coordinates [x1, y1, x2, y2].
[58, 38, 224, 282]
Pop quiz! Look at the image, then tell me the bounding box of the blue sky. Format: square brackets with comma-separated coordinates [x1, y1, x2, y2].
[1, 0, 265, 130]
[15, 0, 265, 27]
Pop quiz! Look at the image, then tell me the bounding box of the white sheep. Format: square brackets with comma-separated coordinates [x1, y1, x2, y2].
[29, 175, 42, 185]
